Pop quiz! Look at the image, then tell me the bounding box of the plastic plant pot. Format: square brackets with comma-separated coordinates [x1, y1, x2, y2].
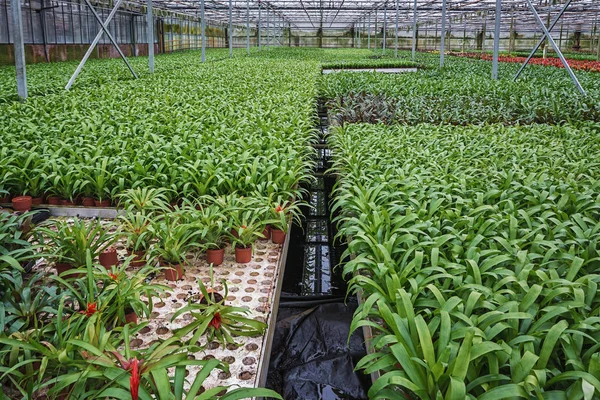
[0, 195, 11, 204]
[199, 289, 224, 305]
[124, 308, 138, 325]
[82, 197, 95, 207]
[12, 196, 32, 212]
[235, 246, 252, 264]
[128, 250, 146, 267]
[47, 196, 61, 205]
[61, 199, 75, 206]
[271, 229, 286, 244]
[55, 262, 74, 276]
[31, 197, 43, 205]
[206, 248, 225, 266]
[99, 247, 119, 268]
[262, 225, 272, 241]
[163, 263, 184, 281]
[94, 199, 111, 207]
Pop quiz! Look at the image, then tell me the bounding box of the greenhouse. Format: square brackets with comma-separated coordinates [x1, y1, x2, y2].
[1, 0, 600, 398]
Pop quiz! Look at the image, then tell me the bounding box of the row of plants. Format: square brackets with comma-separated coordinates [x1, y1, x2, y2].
[0, 53, 318, 205]
[0, 188, 293, 397]
[330, 122, 600, 399]
[449, 52, 600, 73]
[320, 53, 600, 125]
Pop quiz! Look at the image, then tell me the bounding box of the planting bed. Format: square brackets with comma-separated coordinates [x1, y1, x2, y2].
[37, 216, 288, 392]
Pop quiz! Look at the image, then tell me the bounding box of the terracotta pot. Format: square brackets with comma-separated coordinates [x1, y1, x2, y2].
[262, 225, 272, 241]
[206, 248, 225, 266]
[31, 197, 43, 205]
[128, 250, 146, 267]
[47, 196, 61, 205]
[162, 263, 184, 281]
[199, 289, 224, 305]
[94, 199, 111, 207]
[12, 196, 32, 212]
[60, 199, 75, 206]
[99, 247, 119, 268]
[55, 262, 74, 275]
[82, 197, 96, 207]
[124, 309, 138, 325]
[271, 229, 286, 244]
[0, 195, 11, 204]
[235, 246, 252, 264]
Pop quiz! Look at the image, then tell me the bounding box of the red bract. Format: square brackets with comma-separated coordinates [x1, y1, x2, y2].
[80, 302, 97, 317]
[129, 358, 140, 400]
[209, 312, 222, 330]
[451, 52, 600, 73]
[108, 273, 118, 280]
[275, 205, 284, 213]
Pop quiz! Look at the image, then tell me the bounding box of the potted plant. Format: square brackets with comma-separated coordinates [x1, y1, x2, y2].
[172, 279, 267, 348]
[230, 213, 264, 264]
[84, 157, 114, 207]
[39, 217, 116, 276]
[267, 196, 302, 245]
[118, 211, 154, 267]
[97, 260, 165, 326]
[46, 163, 81, 206]
[149, 214, 199, 281]
[191, 203, 229, 266]
[116, 187, 170, 215]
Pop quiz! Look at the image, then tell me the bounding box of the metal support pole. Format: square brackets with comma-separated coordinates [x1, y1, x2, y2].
[201, 0, 205, 62]
[367, 13, 371, 49]
[411, 0, 417, 60]
[11, 0, 27, 100]
[440, 0, 447, 67]
[394, 0, 399, 57]
[375, 9, 378, 49]
[147, 0, 154, 72]
[524, 0, 585, 95]
[258, 5, 261, 49]
[492, 0, 502, 79]
[514, 0, 572, 81]
[228, 0, 232, 57]
[246, 0, 250, 54]
[382, 3, 387, 54]
[66, 0, 136, 90]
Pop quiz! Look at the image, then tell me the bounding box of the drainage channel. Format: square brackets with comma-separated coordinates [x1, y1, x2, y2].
[265, 100, 370, 400]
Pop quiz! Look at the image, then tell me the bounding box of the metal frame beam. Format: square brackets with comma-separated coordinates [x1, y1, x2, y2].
[523, 0, 586, 95]
[65, 0, 137, 90]
[11, 0, 27, 100]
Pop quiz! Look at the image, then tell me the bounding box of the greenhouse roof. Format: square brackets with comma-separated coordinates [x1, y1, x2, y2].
[146, 0, 600, 32]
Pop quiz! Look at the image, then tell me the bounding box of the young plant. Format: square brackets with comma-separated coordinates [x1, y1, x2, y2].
[39, 217, 116, 269]
[172, 279, 267, 348]
[117, 187, 171, 215]
[118, 211, 154, 253]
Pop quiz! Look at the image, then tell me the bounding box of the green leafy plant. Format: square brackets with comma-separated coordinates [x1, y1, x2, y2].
[172, 279, 267, 348]
[39, 217, 116, 268]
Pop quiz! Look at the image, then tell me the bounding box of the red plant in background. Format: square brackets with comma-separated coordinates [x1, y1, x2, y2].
[80, 302, 97, 317]
[209, 312, 222, 330]
[450, 51, 600, 73]
[129, 358, 140, 400]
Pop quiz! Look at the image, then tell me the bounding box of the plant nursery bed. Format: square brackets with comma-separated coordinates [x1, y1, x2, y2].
[321, 67, 418, 74]
[36, 216, 290, 394]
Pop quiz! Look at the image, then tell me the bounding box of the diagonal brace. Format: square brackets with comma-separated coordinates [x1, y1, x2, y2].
[66, 0, 138, 90]
[523, 0, 586, 95]
[514, 0, 572, 81]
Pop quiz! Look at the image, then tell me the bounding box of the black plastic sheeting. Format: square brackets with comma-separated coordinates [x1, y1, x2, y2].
[267, 303, 369, 400]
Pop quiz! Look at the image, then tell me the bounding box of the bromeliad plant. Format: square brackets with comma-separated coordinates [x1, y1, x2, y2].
[148, 213, 199, 281]
[331, 123, 600, 399]
[39, 217, 116, 274]
[172, 279, 267, 349]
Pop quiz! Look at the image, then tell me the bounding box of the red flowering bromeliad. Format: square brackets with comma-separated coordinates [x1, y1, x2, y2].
[275, 205, 284, 213]
[111, 352, 143, 400]
[80, 302, 98, 317]
[209, 312, 222, 330]
[108, 272, 118, 281]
